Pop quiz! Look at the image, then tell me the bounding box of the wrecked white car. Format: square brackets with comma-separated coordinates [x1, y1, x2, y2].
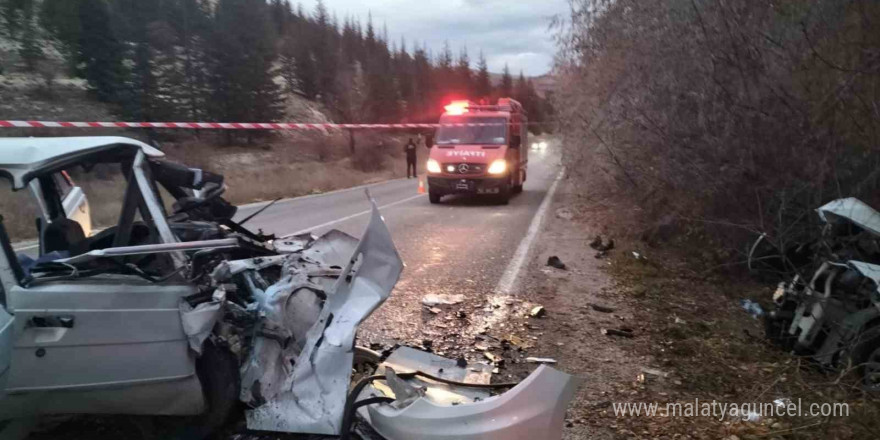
[0, 137, 578, 439]
[763, 198, 880, 391]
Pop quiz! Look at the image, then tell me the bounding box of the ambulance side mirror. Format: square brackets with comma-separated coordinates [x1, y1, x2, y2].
[510, 134, 522, 149]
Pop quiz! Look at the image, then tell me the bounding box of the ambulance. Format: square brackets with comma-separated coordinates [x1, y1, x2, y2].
[426, 99, 528, 205]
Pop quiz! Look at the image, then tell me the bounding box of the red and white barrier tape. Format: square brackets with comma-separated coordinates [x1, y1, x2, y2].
[0, 120, 513, 130]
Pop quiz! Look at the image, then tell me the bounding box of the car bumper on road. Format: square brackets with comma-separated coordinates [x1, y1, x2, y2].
[428, 176, 506, 195]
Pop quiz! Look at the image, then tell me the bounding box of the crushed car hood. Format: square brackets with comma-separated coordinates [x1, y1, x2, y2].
[184, 197, 403, 435]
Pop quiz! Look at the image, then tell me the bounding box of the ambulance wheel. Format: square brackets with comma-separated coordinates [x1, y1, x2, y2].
[429, 191, 442, 204]
[513, 171, 525, 193]
[497, 181, 511, 205]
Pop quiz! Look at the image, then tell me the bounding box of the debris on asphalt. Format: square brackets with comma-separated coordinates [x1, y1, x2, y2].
[421, 293, 466, 306]
[594, 251, 607, 259]
[640, 367, 669, 378]
[529, 305, 546, 318]
[601, 328, 635, 338]
[506, 334, 534, 350]
[632, 251, 645, 260]
[556, 208, 574, 220]
[674, 316, 687, 325]
[590, 236, 615, 252]
[546, 256, 567, 270]
[740, 299, 764, 319]
[428, 307, 442, 314]
[526, 357, 558, 364]
[590, 303, 615, 313]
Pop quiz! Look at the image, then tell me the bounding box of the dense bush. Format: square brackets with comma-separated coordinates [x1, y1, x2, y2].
[556, 0, 880, 253]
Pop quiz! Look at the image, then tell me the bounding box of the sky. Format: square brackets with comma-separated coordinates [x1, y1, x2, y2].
[322, 0, 569, 76]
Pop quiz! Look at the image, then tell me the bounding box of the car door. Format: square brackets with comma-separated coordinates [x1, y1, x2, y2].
[0, 303, 12, 396]
[54, 171, 92, 236]
[0, 219, 18, 398]
[1, 278, 203, 414]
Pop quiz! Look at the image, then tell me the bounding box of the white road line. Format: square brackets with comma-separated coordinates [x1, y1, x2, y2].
[237, 177, 410, 210]
[285, 193, 426, 237]
[495, 169, 565, 295]
[13, 243, 39, 252]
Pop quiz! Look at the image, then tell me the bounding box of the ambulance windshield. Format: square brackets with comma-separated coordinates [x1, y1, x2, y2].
[436, 116, 507, 145]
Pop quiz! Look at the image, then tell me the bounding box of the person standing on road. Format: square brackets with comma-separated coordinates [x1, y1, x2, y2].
[405, 138, 418, 178]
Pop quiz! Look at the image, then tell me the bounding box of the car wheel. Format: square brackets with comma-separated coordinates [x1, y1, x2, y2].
[429, 191, 441, 204]
[175, 340, 240, 440]
[845, 326, 880, 392]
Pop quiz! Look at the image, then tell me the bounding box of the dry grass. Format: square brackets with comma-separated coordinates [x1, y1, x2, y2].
[162, 130, 409, 205]
[601, 239, 880, 439]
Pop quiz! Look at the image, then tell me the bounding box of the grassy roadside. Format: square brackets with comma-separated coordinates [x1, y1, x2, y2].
[514, 177, 880, 439]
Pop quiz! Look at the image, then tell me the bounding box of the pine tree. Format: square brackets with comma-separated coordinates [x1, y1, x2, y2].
[475, 50, 492, 101]
[18, 0, 43, 71]
[500, 63, 513, 98]
[269, 0, 288, 35]
[412, 46, 433, 121]
[433, 40, 454, 102]
[208, 0, 283, 136]
[154, 0, 213, 121]
[313, 0, 337, 106]
[395, 36, 415, 118]
[77, 0, 128, 103]
[39, 0, 82, 65]
[514, 70, 528, 104]
[455, 46, 472, 98]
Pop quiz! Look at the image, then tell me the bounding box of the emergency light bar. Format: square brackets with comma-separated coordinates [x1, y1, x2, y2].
[443, 98, 524, 115]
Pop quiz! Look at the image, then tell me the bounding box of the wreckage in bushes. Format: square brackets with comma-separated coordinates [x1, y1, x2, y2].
[0, 137, 578, 439]
[760, 198, 880, 391]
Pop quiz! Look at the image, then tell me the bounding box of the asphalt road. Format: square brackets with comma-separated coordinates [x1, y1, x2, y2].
[235, 142, 562, 353]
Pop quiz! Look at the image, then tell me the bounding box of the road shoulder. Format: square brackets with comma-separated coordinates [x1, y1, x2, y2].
[512, 177, 645, 439]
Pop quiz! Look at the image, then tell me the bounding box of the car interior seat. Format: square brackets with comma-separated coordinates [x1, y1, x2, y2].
[42, 217, 89, 256]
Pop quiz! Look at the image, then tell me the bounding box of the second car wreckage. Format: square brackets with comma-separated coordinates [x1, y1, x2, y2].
[0, 137, 579, 439]
[757, 198, 880, 391]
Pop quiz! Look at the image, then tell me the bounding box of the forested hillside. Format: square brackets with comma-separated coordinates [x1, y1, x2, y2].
[0, 0, 549, 125]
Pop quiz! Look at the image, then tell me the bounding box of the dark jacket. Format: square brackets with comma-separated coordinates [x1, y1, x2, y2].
[404, 141, 417, 161]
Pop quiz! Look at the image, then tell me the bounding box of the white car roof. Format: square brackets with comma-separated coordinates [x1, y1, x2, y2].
[0, 136, 163, 189]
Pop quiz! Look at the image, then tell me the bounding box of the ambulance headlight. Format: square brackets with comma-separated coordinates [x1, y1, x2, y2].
[427, 159, 442, 174]
[488, 160, 507, 175]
